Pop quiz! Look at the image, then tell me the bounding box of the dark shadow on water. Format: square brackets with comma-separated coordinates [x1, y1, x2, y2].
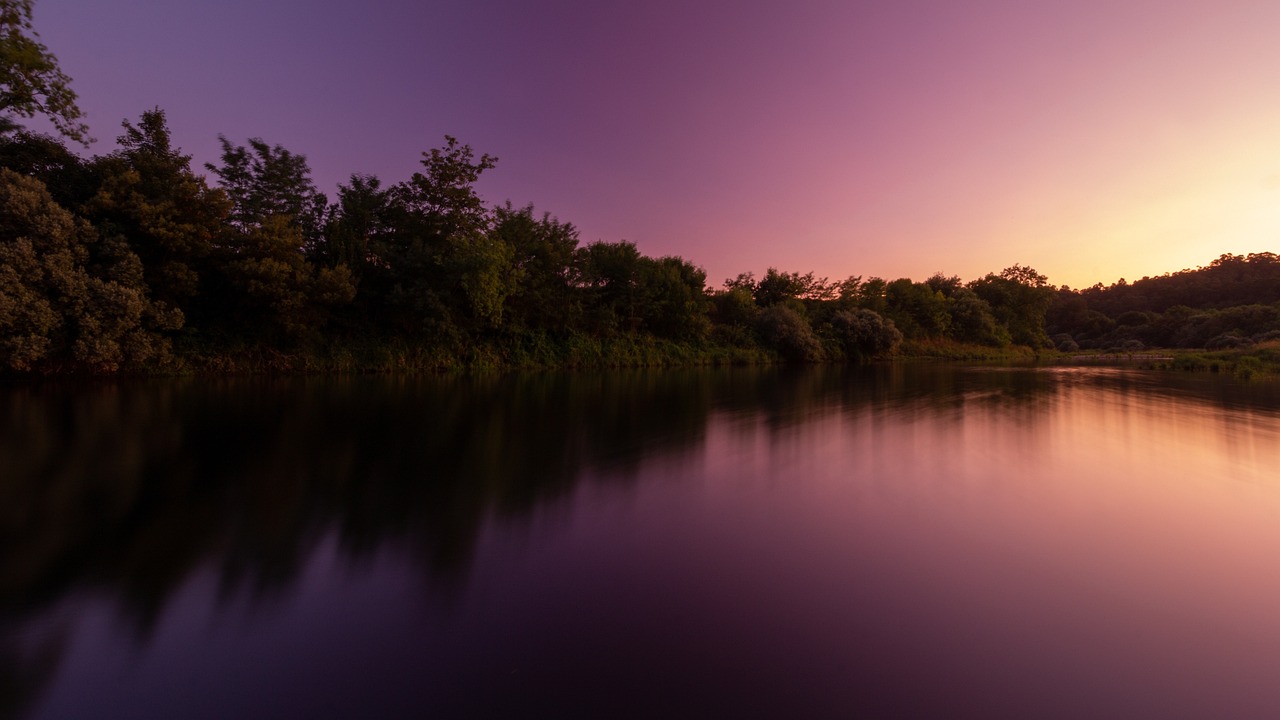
[1, 364, 1277, 718]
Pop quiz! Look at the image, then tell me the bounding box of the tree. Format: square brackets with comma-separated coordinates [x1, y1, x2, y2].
[0, 128, 93, 207]
[372, 136, 499, 338]
[216, 214, 355, 343]
[855, 277, 889, 314]
[206, 135, 326, 242]
[439, 230, 515, 330]
[318, 173, 389, 271]
[635, 255, 709, 341]
[574, 240, 642, 334]
[752, 268, 834, 306]
[390, 135, 496, 241]
[946, 287, 1009, 346]
[834, 276, 863, 304]
[203, 135, 358, 341]
[709, 286, 758, 345]
[87, 109, 230, 314]
[490, 202, 580, 333]
[969, 264, 1054, 347]
[757, 304, 823, 361]
[753, 268, 805, 306]
[723, 271, 757, 294]
[830, 308, 902, 359]
[0, 169, 177, 372]
[0, 0, 89, 144]
[884, 278, 949, 339]
[924, 272, 963, 297]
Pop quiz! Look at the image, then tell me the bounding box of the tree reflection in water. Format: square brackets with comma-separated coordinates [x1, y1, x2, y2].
[2, 366, 1278, 718]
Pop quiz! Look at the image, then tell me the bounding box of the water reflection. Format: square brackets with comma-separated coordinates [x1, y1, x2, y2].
[2, 366, 1279, 718]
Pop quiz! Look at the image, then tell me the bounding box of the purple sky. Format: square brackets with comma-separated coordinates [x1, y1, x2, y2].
[31, 0, 1280, 288]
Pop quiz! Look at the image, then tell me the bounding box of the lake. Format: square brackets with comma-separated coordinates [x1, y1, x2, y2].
[3, 365, 1279, 718]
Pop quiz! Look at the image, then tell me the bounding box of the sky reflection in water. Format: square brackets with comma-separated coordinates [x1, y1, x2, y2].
[3, 366, 1279, 719]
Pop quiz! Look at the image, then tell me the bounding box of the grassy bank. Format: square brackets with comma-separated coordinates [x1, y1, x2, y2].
[15, 331, 1280, 380]
[1149, 341, 1280, 380]
[175, 334, 780, 376]
[1043, 340, 1280, 380]
[900, 338, 1280, 381]
[898, 338, 1039, 362]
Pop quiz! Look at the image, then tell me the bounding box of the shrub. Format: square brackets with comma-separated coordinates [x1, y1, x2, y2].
[756, 305, 823, 361]
[1205, 333, 1253, 350]
[830, 308, 903, 360]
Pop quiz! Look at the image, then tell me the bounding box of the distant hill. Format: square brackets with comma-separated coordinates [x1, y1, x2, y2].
[1048, 253, 1280, 350]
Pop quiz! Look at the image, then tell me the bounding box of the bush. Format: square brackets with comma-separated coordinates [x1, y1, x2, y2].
[830, 308, 903, 360]
[1205, 333, 1253, 350]
[756, 305, 823, 361]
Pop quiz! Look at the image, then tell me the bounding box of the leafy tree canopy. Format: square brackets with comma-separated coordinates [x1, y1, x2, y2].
[392, 135, 496, 241]
[206, 135, 326, 241]
[0, 0, 89, 144]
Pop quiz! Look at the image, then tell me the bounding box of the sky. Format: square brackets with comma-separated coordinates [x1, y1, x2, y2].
[27, 0, 1280, 289]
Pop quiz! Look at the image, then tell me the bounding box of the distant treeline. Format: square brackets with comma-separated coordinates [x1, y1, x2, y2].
[1, 112, 1278, 375]
[1048, 253, 1280, 352]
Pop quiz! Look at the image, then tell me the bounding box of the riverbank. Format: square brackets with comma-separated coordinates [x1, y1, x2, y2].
[169, 334, 781, 376]
[9, 332, 1280, 380]
[1041, 340, 1280, 379]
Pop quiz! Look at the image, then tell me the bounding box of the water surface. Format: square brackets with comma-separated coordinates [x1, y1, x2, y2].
[3, 365, 1278, 718]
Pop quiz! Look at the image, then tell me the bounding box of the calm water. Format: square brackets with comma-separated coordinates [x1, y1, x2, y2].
[2, 365, 1279, 719]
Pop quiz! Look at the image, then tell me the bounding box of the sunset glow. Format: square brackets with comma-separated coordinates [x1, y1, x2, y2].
[33, 0, 1280, 288]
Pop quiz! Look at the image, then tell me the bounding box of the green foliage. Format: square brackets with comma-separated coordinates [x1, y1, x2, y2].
[391, 135, 496, 241]
[442, 230, 516, 329]
[969, 265, 1054, 347]
[1048, 253, 1280, 351]
[855, 276, 888, 314]
[0, 128, 92, 206]
[16, 71, 1280, 375]
[708, 286, 758, 346]
[924, 273, 962, 297]
[0, 169, 175, 372]
[490, 202, 579, 333]
[830, 308, 902, 360]
[756, 304, 823, 362]
[370, 137, 500, 339]
[87, 110, 230, 313]
[1205, 332, 1251, 350]
[635, 255, 709, 341]
[753, 268, 806, 306]
[206, 135, 326, 242]
[218, 214, 355, 343]
[750, 267, 835, 306]
[318, 174, 387, 270]
[883, 278, 949, 339]
[574, 240, 642, 334]
[1081, 253, 1280, 317]
[0, 0, 89, 144]
[1051, 333, 1079, 352]
[1115, 310, 1155, 327]
[946, 287, 1009, 346]
[711, 286, 757, 325]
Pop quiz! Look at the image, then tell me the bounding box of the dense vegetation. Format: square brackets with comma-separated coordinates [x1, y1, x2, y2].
[2, 0, 1279, 376]
[1047, 254, 1280, 352]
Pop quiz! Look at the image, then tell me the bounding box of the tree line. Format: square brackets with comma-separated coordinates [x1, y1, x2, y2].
[0, 114, 901, 373]
[6, 112, 1280, 374]
[2, 0, 1278, 374]
[1047, 253, 1280, 352]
